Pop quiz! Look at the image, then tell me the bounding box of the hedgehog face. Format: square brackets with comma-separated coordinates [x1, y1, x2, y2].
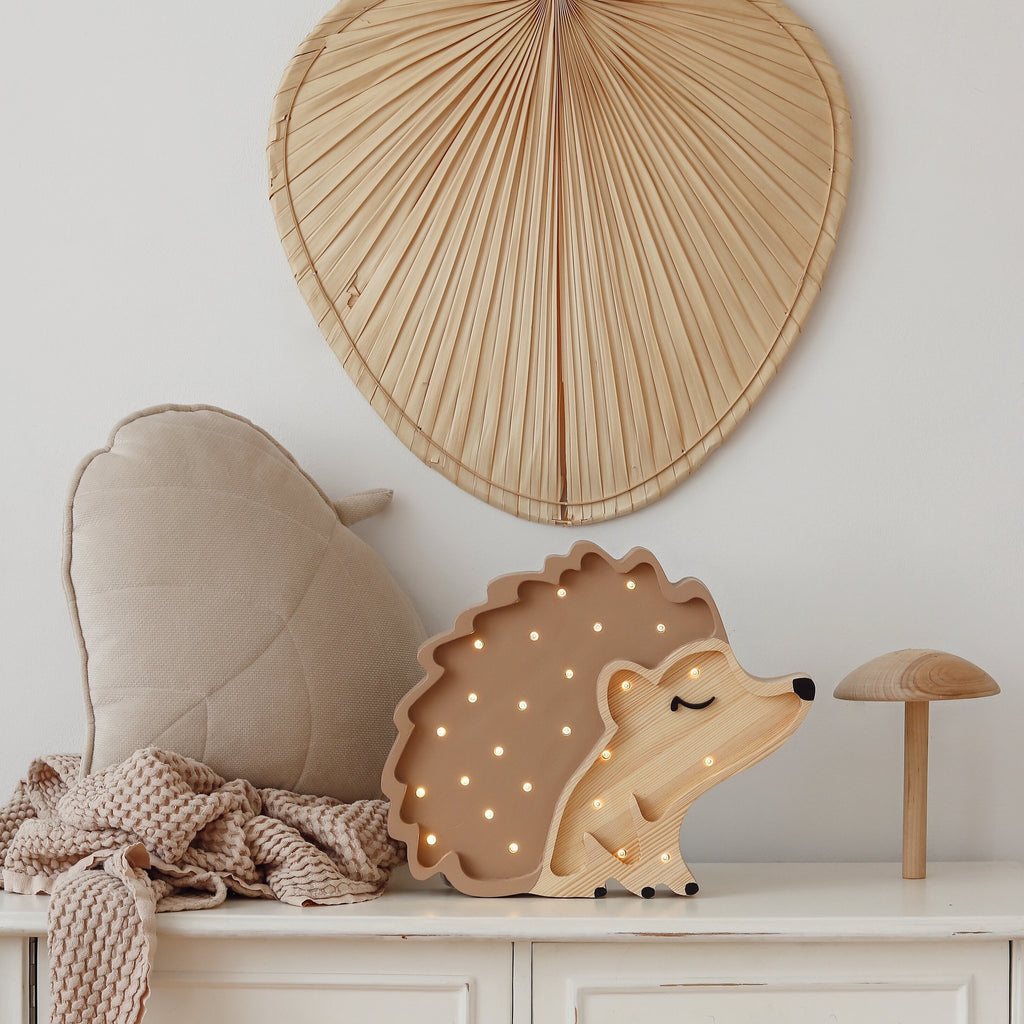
[547, 638, 813, 877]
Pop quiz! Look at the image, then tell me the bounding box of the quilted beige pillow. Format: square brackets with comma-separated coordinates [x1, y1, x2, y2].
[64, 405, 426, 802]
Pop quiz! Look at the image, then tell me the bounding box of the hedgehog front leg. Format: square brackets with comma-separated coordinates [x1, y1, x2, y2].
[645, 822, 700, 896]
[533, 805, 699, 897]
[616, 800, 699, 897]
[612, 855, 699, 897]
[532, 832, 630, 897]
[533, 831, 698, 897]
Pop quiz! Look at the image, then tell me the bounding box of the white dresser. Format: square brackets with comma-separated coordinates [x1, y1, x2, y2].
[2, 862, 1022, 1023]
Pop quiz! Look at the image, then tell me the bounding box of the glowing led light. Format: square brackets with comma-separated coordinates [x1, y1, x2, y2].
[436, 726, 447, 737]
[414, 786, 426, 798]
[484, 808, 495, 820]
[522, 782, 533, 792]
[508, 842, 519, 853]
[426, 834, 437, 846]
[600, 749, 612, 761]
[564, 669, 575, 679]
[562, 725, 572, 736]
[460, 776, 470, 786]
[660, 852, 671, 863]
[704, 755, 715, 767]
[467, 693, 478, 703]
[529, 630, 540, 641]
[626, 579, 637, 590]
[593, 799, 603, 809]
[556, 587, 567, 598]
[621, 679, 632, 691]
[473, 639, 484, 650]
[616, 848, 628, 860]
[690, 667, 701, 679]
[593, 622, 603, 632]
[656, 623, 666, 633]
[493, 746, 504, 757]
[517, 700, 528, 711]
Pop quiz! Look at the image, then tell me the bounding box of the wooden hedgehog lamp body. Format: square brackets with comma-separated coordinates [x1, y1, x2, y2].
[382, 543, 814, 897]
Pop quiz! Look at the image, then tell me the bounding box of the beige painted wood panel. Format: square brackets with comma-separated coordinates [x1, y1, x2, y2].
[0, 937, 27, 1024]
[533, 940, 1009, 1024]
[37, 936, 512, 1024]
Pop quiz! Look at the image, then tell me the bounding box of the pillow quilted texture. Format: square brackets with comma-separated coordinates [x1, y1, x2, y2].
[64, 405, 426, 802]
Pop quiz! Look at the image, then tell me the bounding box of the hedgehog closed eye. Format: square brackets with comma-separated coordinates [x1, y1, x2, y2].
[670, 695, 716, 711]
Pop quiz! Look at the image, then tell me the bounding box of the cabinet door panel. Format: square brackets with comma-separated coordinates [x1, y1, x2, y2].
[0, 937, 27, 1024]
[147, 970, 482, 1021]
[533, 940, 1009, 1024]
[40, 936, 512, 1024]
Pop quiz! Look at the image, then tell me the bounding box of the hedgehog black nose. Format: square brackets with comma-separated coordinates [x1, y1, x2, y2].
[793, 677, 815, 701]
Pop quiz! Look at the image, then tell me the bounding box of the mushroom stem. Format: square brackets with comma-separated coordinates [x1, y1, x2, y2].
[903, 701, 929, 879]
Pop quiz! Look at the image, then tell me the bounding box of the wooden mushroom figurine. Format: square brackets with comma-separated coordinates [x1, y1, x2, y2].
[834, 650, 999, 879]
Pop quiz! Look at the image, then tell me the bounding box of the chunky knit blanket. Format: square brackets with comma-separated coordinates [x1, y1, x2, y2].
[0, 749, 404, 1024]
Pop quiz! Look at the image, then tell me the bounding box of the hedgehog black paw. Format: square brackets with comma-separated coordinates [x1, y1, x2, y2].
[641, 886, 656, 899]
[684, 881, 699, 896]
[593, 886, 608, 898]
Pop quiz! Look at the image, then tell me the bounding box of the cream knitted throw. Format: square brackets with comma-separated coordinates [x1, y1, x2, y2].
[0, 749, 404, 1024]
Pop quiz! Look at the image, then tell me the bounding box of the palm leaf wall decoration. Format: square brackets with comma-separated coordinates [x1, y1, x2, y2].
[269, 0, 851, 523]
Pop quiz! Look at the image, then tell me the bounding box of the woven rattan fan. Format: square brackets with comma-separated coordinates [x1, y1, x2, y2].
[269, 0, 851, 524]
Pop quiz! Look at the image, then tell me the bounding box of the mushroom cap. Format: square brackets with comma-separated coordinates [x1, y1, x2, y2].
[834, 649, 999, 702]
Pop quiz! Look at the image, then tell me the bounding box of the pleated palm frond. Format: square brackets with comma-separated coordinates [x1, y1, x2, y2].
[269, 0, 851, 524]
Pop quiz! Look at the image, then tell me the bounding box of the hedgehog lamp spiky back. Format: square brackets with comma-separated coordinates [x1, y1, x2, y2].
[382, 543, 814, 897]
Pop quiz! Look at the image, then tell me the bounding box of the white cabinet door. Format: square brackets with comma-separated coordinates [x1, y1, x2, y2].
[533, 939, 1009, 1024]
[40, 935, 512, 1024]
[0, 937, 27, 1024]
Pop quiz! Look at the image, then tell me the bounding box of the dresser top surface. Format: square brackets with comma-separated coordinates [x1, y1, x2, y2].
[2, 862, 1023, 942]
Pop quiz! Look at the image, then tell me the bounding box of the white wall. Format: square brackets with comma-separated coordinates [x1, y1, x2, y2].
[1, 1, 1021, 866]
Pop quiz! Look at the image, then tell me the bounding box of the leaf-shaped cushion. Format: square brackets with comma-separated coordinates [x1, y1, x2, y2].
[64, 405, 426, 802]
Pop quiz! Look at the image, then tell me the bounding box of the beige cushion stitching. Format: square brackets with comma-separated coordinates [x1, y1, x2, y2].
[125, 521, 333, 754]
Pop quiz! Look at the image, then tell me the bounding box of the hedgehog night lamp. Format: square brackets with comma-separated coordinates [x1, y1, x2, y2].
[382, 543, 815, 898]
